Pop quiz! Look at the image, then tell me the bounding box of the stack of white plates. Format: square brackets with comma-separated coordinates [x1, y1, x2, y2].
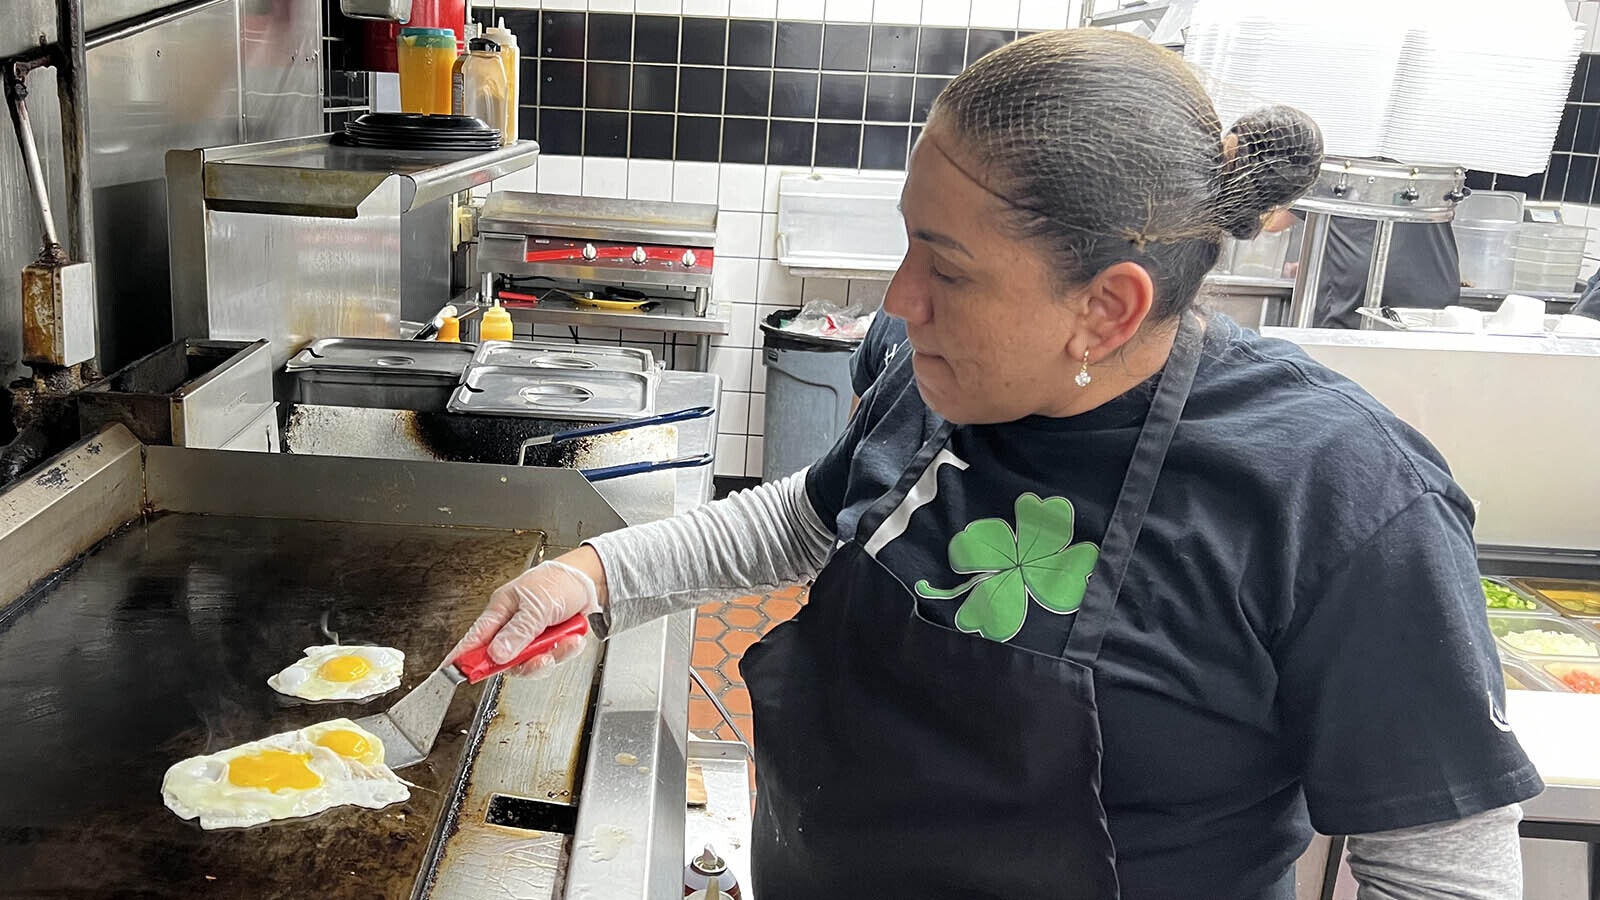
[1384, 15, 1582, 176]
[1184, 0, 1581, 174]
[1186, 0, 1400, 157]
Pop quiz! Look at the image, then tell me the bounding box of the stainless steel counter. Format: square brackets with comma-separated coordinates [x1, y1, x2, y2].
[1203, 274, 1581, 330]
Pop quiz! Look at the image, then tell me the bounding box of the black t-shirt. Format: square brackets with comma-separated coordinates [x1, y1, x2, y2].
[806, 315, 1541, 899]
[1311, 219, 1461, 328]
[849, 312, 909, 397]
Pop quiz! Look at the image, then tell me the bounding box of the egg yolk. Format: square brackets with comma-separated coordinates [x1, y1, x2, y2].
[315, 729, 374, 761]
[227, 750, 321, 792]
[318, 654, 372, 682]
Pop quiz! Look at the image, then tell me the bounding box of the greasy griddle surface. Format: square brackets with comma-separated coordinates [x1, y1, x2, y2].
[0, 514, 539, 899]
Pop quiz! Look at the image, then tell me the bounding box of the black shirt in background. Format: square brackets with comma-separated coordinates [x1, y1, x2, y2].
[1309, 219, 1461, 328]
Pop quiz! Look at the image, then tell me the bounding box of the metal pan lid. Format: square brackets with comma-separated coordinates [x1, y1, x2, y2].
[471, 340, 657, 374]
[286, 338, 475, 377]
[448, 365, 656, 422]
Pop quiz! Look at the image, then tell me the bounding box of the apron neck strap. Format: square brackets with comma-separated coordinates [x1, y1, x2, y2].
[1063, 311, 1206, 665]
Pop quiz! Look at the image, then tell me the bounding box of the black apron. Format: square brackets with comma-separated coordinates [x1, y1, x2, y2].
[741, 314, 1206, 900]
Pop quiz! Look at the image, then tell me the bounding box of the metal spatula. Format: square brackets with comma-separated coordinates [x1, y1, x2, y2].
[356, 613, 590, 770]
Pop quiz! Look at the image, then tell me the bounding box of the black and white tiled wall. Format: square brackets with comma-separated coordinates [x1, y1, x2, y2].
[469, 0, 1088, 479]
[474, 8, 1045, 168]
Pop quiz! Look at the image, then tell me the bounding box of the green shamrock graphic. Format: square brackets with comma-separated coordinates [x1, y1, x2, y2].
[914, 493, 1099, 642]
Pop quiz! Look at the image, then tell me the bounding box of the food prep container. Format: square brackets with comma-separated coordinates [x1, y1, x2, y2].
[1503, 658, 1559, 691]
[1482, 576, 1555, 614]
[1488, 613, 1600, 659]
[1511, 578, 1600, 618]
[448, 365, 656, 421]
[285, 338, 474, 410]
[471, 340, 657, 373]
[1541, 660, 1600, 695]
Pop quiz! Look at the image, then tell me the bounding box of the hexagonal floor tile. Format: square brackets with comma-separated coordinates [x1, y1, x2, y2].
[721, 607, 766, 630]
[718, 630, 760, 657]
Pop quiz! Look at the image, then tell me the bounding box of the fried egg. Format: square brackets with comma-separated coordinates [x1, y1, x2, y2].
[267, 644, 405, 702]
[161, 718, 408, 829]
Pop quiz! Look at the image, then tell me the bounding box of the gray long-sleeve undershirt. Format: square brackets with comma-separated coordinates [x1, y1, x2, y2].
[584, 471, 1525, 897]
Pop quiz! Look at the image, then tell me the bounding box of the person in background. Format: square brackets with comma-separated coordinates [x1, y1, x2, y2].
[448, 31, 1537, 899]
[1281, 206, 1460, 329]
[1571, 267, 1600, 321]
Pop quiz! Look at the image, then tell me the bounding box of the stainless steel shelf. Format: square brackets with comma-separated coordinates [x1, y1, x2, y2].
[506, 296, 730, 336]
[198, 134, 541, 217]
[1087, 0, 1171, 27]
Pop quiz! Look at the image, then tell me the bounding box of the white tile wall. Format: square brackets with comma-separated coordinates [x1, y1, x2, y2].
[920, 0, 970, 27]
[627, 158, 675, 200]
[824, 0, 873, 23]
[873, 0, 924, 25]
[536, 155, 583, 194]
[719, 163, 768, 211]
[729, 0, 779, 16]
[745, 436, 766, 475]
[777, 0, 827, 18]
[714, 434, 749, 476]
[718, 389, 752, 435]
[1018, 0, 1071, 30]
[968, 0, 1020, 27]
[581, 157, 629, 198]
[715, 210, 766, 257]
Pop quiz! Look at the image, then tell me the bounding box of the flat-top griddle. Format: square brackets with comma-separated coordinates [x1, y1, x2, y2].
[0, 514, 532, 898]
[0, 427, 628, 900]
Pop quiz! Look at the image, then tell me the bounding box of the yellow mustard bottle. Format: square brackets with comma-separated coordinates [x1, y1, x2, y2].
[479, 304, 514, 342]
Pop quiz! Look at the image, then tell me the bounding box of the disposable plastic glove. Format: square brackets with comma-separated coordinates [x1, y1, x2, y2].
[447, 559, 600, 677]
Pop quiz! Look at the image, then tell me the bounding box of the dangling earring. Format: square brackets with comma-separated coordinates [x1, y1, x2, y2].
[1075, 350, 1092, 388]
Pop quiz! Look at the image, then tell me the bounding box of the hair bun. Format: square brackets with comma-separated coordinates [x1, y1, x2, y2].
[1216, 105, 1324, 241]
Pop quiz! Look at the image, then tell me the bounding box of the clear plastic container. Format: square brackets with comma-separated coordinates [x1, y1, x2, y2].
[1542, 660, 1600, 694]
[1230, 229, 1293, 278]
[1454, 221, 1518, 290]
[1489, 614, 1600, 659]
[1511, 578, 1600, 617]
[1503, 658, 1558, 691]
[397, 27, 457, 115]
[1482, 577, 1554, 614]
[452, 37, 509, 143]
[1512, 257, 1583, 292]
[1455, 190, 1524, 223]
[1514, 245, 1586, 265]
[1518, 222, 1589, 251]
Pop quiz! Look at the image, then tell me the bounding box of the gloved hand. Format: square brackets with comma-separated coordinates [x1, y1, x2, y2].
[447, 559, 601, 677]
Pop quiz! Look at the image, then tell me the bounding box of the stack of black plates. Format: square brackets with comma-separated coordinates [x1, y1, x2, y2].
[336, 113, 502, 151]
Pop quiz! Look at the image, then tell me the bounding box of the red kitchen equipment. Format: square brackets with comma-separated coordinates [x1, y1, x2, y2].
[355, 0, 466, 73]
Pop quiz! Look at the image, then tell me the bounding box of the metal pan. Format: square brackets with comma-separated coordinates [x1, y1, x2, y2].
[471, 339, 657, 374]
[447, 365, 656, 422]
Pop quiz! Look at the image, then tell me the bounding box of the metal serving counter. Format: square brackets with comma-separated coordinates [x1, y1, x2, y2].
[1204, 274, 1580, 330]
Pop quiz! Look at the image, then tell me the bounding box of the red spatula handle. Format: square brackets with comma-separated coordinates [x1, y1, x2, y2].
[453, 613, 590, 684]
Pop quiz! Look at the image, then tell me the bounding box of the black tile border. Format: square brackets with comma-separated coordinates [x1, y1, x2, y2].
[495, 13, 1588, 187]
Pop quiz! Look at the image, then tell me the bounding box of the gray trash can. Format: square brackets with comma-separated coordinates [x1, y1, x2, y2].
[760, 310, 858, 481]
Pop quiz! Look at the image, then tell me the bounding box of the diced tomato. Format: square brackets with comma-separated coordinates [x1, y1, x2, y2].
[1559, 670, 1600, 694]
